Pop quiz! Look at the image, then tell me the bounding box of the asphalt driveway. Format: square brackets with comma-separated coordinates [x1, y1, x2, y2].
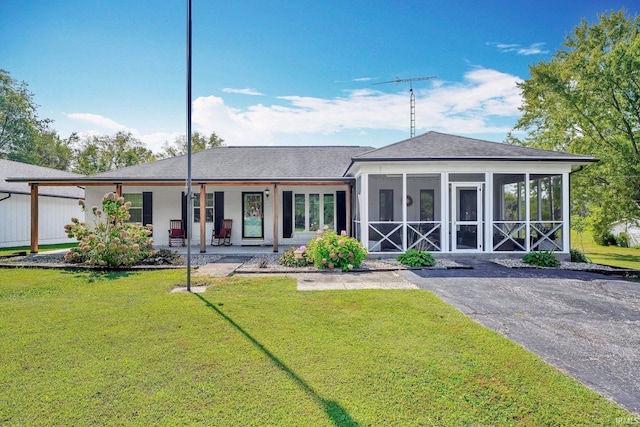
[399, 259, 640, 415]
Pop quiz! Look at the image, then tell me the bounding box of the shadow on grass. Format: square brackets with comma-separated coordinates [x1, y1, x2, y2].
[62, 269, 137, 283]
[592, 252, 640, 266]
[194, 293, 359, 427]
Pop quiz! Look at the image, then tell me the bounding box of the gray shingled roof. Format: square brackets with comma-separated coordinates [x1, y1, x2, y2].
[1, 159, 84, 198]
[5, 132, 595, 186]
[92, 146, 374, 181]
[352, 131, 596, 162]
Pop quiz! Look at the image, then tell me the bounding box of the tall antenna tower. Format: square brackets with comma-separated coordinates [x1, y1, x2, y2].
[374, 76, 436, 138]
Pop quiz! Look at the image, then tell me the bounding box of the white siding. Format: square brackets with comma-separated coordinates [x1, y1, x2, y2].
[0, 193, 84, 248]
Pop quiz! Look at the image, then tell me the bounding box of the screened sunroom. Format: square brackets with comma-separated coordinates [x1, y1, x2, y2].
[347, 132, 595, 256]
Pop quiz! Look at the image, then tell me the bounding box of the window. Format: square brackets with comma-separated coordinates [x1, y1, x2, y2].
[123, 194, 142, 223]
[323, 194, 334, 229]
[295, 194, 306, 231]
[194, 192, 214, 223]
[379, 189, 394, 221]
[420, 190, 434, 221]
[293, 192, 336, 232]
[309, 194, 320, 231]
[530, 174, 562, 221]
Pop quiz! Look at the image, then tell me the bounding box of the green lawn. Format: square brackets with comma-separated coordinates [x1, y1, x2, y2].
[572, 230, 640, 269]
[0, 269, 632, 426]
[0, 242, 77, 257]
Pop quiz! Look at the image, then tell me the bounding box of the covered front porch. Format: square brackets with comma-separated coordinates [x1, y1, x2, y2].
[353, 169, 569, 255]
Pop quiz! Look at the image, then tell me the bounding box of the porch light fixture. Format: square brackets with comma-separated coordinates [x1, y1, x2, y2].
[265, 188, 270, 198]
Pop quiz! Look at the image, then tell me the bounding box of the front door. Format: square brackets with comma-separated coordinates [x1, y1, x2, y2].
[242, 192, 264, 239]
[451, 184, 483, 252]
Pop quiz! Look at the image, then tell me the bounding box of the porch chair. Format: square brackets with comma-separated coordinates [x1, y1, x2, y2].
[168, 219, 186, 247]
[211, 219, 233, 246]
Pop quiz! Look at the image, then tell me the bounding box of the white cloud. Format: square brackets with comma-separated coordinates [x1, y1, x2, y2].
[66, 113, 135, 133]
[63, 67, 524, 150]
[222, 88, 265, 96]
[192, 67, 523, 145]
[489, 41, 549, 56]
[516, 42, 548, 55]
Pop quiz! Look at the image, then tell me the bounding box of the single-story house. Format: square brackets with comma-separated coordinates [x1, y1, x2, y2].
[610, 220, 640, 247]
[1, 159, 84, 248]
[9, 132, 595, 256]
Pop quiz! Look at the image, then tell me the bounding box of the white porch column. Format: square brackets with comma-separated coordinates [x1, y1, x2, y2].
[362, 173, 369, 248]
[346, 183, 351, 236]
[441, 172, 449, 252]
[562, 172, 570, 253]
[525, 173, 531, 251]
[485, 172, 493, 253]
[402, 173, 407, 251]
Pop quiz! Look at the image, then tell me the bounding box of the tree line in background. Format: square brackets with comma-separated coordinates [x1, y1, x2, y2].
[0, 68, 223, 174]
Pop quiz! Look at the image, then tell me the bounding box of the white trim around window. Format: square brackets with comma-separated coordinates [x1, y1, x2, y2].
[294, 192, 336, 233]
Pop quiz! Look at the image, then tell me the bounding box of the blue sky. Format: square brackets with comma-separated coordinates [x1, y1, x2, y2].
[1, 0, 638, 152]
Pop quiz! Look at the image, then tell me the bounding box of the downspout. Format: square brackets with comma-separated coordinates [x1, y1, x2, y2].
[0, 192, 11, 203]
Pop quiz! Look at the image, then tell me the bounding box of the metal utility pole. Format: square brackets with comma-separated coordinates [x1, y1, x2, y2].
[373, 76, 436, 138]
[186, 0, 193, 292]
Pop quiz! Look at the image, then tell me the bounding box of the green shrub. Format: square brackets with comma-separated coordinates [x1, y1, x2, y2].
[64, 192, 155, 266]
[397, 249, 436, 267]
[614, 232, 629, 248]
[569, 248, 590, 263]
[305, 227, 367, 271]
[522, 251, 560, 268]
[594, 231, 617, 246]
[278, 246, 309, 268]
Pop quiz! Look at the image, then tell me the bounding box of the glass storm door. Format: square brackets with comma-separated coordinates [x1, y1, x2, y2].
[451, 184, 483, 252]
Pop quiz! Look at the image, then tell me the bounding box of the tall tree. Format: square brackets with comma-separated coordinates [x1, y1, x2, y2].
[0, 69, 72, 169]
[510, 10, 640, 242]
[159, 131, 224, 158]
[15, 130, 75, 171]
[73, 131, 157, 175]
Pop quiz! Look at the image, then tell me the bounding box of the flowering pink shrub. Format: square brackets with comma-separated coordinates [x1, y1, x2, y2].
[64, 192, 155, 266]
[304, 229, 367, 271]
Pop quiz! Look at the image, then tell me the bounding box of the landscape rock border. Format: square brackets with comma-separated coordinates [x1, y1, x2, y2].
[2, 251, 638, 278]
[491, 258, 640, 278]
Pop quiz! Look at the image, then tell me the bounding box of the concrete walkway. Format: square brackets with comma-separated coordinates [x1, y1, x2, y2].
[194, 262, 244, 277]
[399, 259, 640, 415]
[293, 271, 417, 291]
[194, 256, 251, 277]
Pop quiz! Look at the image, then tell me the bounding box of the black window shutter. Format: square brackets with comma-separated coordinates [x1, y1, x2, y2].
[142, 192, 153, 228]
[181, 192, 188, 235]
[214, 192, 224, 232]
[336, 190, 347, 234]
[282, 191, 293, 238]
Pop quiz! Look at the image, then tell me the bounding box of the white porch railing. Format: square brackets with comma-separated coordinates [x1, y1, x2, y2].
[366, 221, 442, 252]
[492, 221, 526, 251]
[531, 221, 563, 251]
[368, 221, 403, 252]
[362, 220, 563, 253]
[407, 221, 441, 252]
